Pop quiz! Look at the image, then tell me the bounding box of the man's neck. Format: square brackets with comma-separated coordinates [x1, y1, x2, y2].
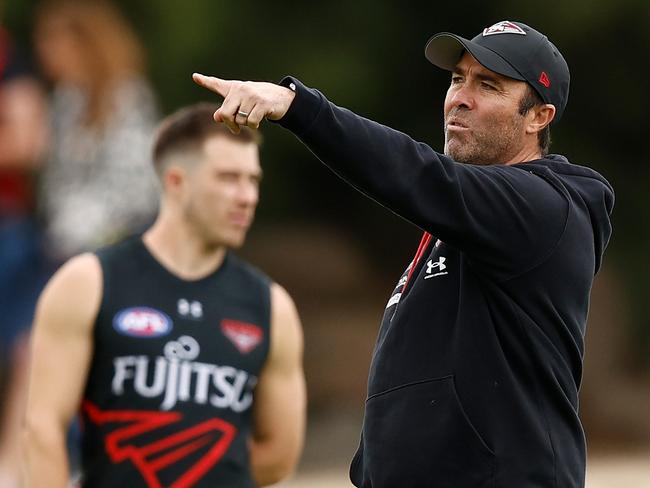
[142, 213, 227, 281]
[503, 144, 543, 166]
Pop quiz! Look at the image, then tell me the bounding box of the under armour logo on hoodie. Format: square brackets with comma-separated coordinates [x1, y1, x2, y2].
[424, 257, 448, 279]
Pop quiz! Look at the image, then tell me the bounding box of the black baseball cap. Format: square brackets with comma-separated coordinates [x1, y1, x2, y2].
[424, 21, 570, 122]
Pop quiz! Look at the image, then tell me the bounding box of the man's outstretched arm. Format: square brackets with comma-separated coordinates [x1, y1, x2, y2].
[193, 73, 568, 278]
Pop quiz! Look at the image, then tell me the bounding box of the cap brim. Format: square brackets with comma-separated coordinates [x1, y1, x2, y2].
[424, 33, 525, 81]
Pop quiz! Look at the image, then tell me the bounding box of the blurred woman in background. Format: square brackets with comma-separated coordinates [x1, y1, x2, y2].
[34, 0, 159, 261]
[0, 12, 48, 488]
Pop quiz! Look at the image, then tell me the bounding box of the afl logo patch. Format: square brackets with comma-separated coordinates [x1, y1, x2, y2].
[113, 307, 173, 338]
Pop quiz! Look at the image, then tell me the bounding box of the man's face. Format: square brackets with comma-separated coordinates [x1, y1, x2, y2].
[180, 135, 261, 249]
[443, 52, 530, 165]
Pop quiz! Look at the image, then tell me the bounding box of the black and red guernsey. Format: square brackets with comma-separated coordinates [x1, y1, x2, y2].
[81, 236, 271, 488]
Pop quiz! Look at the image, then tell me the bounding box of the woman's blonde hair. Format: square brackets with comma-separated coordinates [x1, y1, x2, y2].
[35, 0, 146, 125]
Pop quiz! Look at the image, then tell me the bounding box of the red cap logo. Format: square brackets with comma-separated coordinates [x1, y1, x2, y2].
[539, 71, 551, 88]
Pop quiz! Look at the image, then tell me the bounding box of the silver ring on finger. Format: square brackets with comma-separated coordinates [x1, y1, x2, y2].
[237, 110, 249, 118]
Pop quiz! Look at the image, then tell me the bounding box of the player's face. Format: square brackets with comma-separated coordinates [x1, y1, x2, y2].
[443, 52, 529, 165]
[182, 135, 261, 249]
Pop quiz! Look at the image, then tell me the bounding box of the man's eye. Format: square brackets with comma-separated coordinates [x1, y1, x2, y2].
[451, 76, 463, 84]
[217, 173, 238, 182]
[481, 82, 496, 90]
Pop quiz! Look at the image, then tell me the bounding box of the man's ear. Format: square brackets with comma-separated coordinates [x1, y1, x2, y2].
[527, 104, 556, 135]
[164, 165, 186, 195]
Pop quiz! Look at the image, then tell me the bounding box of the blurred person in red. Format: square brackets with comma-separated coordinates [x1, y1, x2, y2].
[0, 6, 48, 487]
[33, 0, 160, 262]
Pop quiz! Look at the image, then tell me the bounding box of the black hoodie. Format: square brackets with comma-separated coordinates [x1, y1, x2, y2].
[275, 77, 614, 488]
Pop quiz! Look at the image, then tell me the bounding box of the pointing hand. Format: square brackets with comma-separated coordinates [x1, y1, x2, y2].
[192, 73, 296, 134]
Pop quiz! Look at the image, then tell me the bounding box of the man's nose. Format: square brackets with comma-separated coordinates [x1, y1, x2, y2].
[238, 182, 259, 206]
[449, 84, 474, 110]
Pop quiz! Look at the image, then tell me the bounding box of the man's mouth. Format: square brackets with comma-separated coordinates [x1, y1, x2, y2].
[446, 118, 469, 130]
[229, 213, 251, 227]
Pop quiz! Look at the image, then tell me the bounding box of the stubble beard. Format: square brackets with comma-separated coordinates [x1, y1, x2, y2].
[183, 199, 244, 251]
[444, 111, 525, 165]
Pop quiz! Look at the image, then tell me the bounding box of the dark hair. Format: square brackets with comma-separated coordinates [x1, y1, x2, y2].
[518, 85, 551, 156]
[152, 102, 261, 175]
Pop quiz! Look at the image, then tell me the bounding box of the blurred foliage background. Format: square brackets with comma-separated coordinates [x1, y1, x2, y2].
[5, 0, 650, 451]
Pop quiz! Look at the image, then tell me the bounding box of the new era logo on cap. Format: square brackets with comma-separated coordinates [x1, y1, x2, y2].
[483, 21, 526, 37]
[539, 71, 551, 88]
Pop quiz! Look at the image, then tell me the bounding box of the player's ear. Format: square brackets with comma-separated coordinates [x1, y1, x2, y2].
[164, 165, 187, 195]
[526, 104, 555, 135]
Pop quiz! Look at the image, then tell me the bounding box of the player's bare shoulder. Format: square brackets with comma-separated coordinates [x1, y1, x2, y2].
[34, 252, 103, 335]
[268, 283, 303, 361]
[270, 283, 301, 328]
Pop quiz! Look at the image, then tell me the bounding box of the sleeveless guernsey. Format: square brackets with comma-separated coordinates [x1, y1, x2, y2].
[81, 236, 271, 488]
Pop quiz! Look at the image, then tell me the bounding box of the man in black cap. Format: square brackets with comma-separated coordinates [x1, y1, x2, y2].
[193, 20, 613, 488]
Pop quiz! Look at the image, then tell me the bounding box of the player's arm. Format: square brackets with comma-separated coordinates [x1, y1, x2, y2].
[249, 283, 306, 486]
[23, 254, 102, 488]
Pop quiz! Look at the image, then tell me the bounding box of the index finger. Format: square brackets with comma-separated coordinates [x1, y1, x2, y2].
[192, 73, 231, 97]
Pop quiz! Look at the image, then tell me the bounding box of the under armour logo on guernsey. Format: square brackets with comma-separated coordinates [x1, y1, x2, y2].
[424, 257, 448, 279]
[177, 298, 203, 319]
[483, 21, 526, 36]
[221, 320, 263, 354]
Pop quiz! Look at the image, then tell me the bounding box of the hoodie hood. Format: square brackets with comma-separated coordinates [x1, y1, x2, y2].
[519, 154, 614, 273]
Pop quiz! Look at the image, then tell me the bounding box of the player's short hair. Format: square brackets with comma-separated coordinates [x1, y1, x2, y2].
[152, 102, 261, 177]
[518, 85, 551, 156]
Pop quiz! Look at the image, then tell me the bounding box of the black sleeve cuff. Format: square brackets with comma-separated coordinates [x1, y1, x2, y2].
[272, 76, 324, 137]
